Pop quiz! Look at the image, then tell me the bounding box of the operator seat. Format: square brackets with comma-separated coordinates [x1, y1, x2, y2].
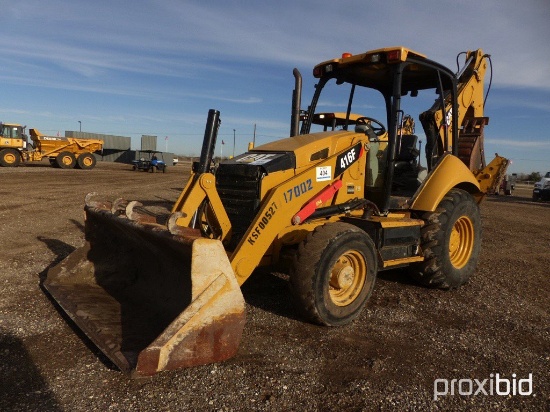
[395, 134, 419, 165]
[392, 134, 425, 191]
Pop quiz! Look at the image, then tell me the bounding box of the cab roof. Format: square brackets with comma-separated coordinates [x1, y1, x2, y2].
[313, 46, 455, 94]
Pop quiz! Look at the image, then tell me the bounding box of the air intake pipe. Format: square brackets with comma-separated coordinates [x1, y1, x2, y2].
[290, 68, 302, 137]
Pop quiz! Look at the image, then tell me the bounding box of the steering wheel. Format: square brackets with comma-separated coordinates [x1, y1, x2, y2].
[356, 116, 386, 136]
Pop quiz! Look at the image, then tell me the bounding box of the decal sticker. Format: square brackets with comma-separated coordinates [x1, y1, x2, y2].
[334, 142, 362, 176]
[316, 166, 331, 182]
[247, 201, 278, 245]
[283, 178, 313, 203]
[446, 108, 453, 126]
[236, 153, 277, 165]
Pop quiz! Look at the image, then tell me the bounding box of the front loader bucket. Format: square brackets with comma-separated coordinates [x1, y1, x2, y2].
[43, 195, 245, 376]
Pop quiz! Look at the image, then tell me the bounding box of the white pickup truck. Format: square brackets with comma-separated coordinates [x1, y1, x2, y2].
[533, 172, 550, 201]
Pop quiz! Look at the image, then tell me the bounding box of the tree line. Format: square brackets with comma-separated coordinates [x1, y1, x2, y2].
[514, 172, 543, 182]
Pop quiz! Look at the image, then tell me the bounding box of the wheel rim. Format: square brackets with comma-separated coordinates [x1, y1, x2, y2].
[328, 250, 367, 306]
[449, 215, 475, 269]
[62, 156, 73, 166]
[4, 152, 17, 164]
[82, 156, 93, 167]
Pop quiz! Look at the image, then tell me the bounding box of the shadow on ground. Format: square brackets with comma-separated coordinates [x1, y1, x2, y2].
[0, 331, 62, 411]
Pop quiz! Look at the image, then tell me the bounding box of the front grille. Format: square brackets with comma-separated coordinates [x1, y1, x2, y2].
[216, 163, 263, 249]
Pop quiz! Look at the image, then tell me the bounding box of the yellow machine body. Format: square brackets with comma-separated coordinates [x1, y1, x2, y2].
[0, 124, 103, 169]
[44, 47, 509, 376]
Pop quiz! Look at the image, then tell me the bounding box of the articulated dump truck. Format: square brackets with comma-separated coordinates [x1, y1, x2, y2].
[44, 46, 509, 376]
[0, 124, 103, 169]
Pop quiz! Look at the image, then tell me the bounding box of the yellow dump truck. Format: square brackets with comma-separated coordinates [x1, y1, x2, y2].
[45, 47, 509, 376]
[0, 123, 103, 169]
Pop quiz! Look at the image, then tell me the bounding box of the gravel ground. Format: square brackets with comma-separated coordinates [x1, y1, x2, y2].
[0, 160, 548, 411]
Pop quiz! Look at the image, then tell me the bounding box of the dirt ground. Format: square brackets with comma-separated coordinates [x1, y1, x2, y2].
[0, 160, 548, 411]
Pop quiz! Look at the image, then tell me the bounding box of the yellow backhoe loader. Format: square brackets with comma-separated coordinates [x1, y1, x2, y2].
[44, 46, 509, 376]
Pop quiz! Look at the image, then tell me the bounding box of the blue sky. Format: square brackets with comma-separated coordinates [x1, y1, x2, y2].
[1, 0, 549, 173]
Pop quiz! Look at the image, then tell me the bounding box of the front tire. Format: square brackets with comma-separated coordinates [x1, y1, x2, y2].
[412, 189, 481, 289]
[290, 222, 377, 326]
[0, 148, 21, 167]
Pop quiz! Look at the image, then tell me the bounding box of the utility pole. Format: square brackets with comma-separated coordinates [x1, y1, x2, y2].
[233, 129, 236, 158]
[253, 124, 256, 147]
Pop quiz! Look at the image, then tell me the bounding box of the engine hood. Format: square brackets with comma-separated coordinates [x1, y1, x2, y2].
[244, 130, 362, 171]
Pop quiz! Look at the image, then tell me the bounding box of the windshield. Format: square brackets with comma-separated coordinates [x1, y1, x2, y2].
[305, 75, 449, 142]
[1, 125, 21, 139]
[303, 79, 387, 132]
[305, 79, 387, 134]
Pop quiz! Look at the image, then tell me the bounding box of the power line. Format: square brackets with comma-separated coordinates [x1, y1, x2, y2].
[510, 158, 548, 163]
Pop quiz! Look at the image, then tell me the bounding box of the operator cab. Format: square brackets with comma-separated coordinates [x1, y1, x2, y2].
[0, 123, 29, 148]
[298, 47, 458, 212]
[0, 123, 23, 139]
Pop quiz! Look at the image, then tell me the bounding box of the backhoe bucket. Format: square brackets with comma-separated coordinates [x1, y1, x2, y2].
[43, 195, 245, 376]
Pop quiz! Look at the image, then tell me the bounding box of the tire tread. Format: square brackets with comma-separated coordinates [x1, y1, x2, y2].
[412, 189, 481, 289]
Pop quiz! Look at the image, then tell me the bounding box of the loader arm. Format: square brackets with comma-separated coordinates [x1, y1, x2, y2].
[171, 171, 233, 242]
[170, 109, 233, 241]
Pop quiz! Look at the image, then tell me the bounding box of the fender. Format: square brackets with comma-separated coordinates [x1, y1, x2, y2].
[410, 154, 480, 212]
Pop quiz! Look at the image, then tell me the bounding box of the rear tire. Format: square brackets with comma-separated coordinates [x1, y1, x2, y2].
[0, 148, 21, 167]
[290, 222, 377, 326]
[412, 189, 481, 289]
[56, 151, 76, 169]
[76, 152, 96, 169]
